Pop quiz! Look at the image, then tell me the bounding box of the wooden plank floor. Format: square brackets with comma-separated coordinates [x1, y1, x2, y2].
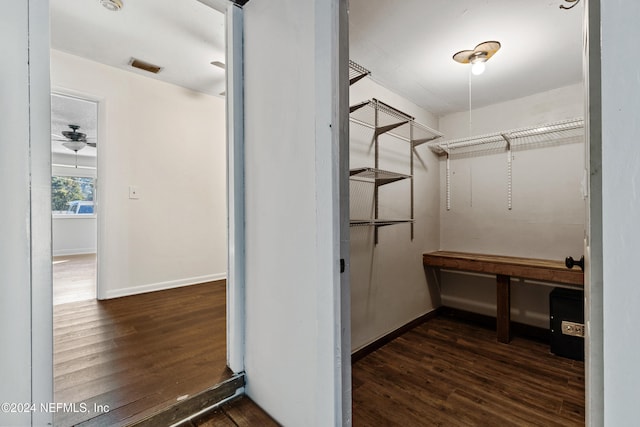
[53, 254, 97, 305]
[54, 281, 231, 427]
[352, 316, 585, 426]
[187, 396, 280, 427]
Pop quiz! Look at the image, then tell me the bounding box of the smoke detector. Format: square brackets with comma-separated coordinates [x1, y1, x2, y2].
[100, 0, 123, 11]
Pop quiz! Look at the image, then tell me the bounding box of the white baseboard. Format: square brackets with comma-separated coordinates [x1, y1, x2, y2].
[53, 248, 97, 257]
[101, 273, 226, 299]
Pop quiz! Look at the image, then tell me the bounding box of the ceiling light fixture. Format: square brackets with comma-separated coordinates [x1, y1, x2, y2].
[453, 41, 501, 76]
[61, 139, 87, 169]
[62, 140, 87, 152]
[470, 52, 488, 76]
[100, 0, 123, 12]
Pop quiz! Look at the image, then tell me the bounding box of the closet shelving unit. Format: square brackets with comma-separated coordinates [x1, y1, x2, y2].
[427, 117, 584, 211]
[349, 60, 371, 86]
[349, 98, 443, 243]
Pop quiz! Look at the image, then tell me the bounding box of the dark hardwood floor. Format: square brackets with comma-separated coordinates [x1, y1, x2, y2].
[188, 396, 280, 427]
[53, 281, 230, 427]
[352, 316, 585, 426]
[53, 256, 584, 426]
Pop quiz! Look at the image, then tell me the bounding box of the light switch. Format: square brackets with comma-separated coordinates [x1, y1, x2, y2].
[129, 186, 140, 199]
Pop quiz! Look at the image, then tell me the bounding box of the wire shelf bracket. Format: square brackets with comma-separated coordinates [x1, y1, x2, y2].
[349, 60, 371, 86]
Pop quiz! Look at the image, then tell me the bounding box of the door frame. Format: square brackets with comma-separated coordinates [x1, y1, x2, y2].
[224, 1, 246, 374]
[4, 0, 605, 425]
[50, 88, 105, 300]
[583, 0, 604, 424]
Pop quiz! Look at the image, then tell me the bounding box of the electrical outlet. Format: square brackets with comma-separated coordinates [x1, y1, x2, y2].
[561, 320, 584, 337]
[129, 186, 140, 199]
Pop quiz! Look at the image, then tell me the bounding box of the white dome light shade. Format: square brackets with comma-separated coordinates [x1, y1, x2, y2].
[62, 140, 87, 152]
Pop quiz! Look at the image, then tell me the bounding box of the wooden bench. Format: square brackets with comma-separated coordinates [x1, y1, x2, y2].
[423, 251, 584, 343]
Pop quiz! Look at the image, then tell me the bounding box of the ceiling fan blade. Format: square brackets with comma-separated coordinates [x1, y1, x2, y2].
[86, 142, 97, 148]
[452, 49, 474, 64]
[474, 41, 501, 60]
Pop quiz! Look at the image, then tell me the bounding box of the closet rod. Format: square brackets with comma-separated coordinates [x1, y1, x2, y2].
[428, 118, 584, 154]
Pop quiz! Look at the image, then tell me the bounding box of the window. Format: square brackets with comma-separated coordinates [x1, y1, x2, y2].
[52, 176, 95, 215]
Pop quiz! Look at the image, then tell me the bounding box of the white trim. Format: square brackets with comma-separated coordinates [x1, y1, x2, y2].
[53, 214, 97, 219]
[102, 273, 227, 299]
[53, 248, 96, 257]
[50, 86, 107, 301]
[584, 2, 603, 425]
[29, 1, 54, 425]
[314, 1, 348, 424]
[52, 164, 97, 175]
[225, 3, 245, 375]
[335, 1, 351, 424]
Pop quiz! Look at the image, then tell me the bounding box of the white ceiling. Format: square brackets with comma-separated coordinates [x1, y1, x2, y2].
[50, 0, 584, 136]
[50, 0, 226, 98]
[50, 0, 225, 158]
[349, 0, 584, 116]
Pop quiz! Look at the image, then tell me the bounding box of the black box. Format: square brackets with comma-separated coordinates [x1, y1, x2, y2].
[549, 288, 584, 361]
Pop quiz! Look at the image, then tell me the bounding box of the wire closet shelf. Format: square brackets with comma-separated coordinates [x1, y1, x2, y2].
[427, 118, 584, 156]
[426, 118, 584, 212]
[350, 98, 443, 146]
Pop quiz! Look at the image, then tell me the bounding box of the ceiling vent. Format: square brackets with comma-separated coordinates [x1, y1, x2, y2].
[129, 58, 163, 74]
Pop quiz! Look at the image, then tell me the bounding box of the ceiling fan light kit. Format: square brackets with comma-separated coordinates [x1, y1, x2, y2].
[54, 124, 96, 168]
[61, 124, 87, 142]
[453, 41, 501, 75]
[100, 0, 123, 12]
[62, 140, 87, 152]
[54, 124, 97, 152]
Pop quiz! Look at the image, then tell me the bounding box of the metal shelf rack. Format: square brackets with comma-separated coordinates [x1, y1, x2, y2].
[349, 98, 443, 243]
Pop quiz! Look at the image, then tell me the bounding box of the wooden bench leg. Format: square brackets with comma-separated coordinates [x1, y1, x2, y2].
[497, 274, 511, 343]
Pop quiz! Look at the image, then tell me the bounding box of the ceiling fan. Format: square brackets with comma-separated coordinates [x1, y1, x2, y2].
[52, 124, 96, 167]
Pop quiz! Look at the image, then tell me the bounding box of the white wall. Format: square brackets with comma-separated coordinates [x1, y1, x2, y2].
[53, 217, 97, 256]
[0, 2, 53, 426]
[437, 83, 585, 327]
[51, 50, 227, 298]
[0, 4, 36, 425]
[243, 0, 344, 425]
[601, 0, 640, 423]
[349, 77, 441, 351]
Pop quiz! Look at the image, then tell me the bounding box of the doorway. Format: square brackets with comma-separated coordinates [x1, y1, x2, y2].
[347, 0, 587, 423]
[51, 92, 99, 305]
[49, 0, 231, 425]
